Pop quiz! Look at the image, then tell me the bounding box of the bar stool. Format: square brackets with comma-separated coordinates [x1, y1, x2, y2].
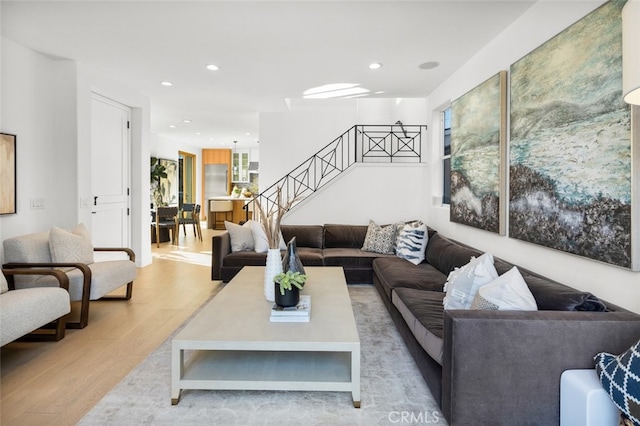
[210, 200, 233, 229]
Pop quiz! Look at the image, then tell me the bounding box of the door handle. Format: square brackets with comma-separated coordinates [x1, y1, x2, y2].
[94, 196, 98, 206]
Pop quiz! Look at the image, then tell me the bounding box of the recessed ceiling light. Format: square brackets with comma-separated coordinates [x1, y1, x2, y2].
[418, 61, 440, 70]
[169, 125, 176, 128]
[160, 81, 173, 86]
[374, 91, 385, 95]
[245, 132, 251, 136]
[303, 83, 370, 99]
[368, 62, 383, 70]
[206, 64, 219, 71]
[183, 119, 191, 123]
[195, 132, 201, 135]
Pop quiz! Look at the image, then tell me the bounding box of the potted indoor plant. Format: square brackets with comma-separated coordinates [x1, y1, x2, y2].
[273, 271, 307, 307]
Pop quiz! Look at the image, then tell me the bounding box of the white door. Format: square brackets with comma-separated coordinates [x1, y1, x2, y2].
[91, 93, 131, 247]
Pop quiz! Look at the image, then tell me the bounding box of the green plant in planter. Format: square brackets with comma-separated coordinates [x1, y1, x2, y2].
[273, 271, 307, 295]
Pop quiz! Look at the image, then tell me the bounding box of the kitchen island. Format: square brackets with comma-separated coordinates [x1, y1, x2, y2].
[207, 196, 253, 228]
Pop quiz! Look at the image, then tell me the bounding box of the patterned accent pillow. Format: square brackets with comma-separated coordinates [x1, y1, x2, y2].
[395, 221, 428, 265]
[470, 293, 500, 310]
[49, 223, 94, 264]
[361, 220, 397, 254]
[595, 339, 640, 425]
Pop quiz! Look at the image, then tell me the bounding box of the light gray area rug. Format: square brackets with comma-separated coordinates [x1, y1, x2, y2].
[80, 285, 445, 425]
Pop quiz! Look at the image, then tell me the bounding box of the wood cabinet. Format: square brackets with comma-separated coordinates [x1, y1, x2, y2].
[202, 149, 231, 165]
[202, 149, 232, 219]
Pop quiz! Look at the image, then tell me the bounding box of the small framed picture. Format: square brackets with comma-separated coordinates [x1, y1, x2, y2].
[1, 133, 17, 215]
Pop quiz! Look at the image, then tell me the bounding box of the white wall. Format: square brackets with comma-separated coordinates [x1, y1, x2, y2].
[284, 163, 427, 225]
[425, 0, 640, 313]
[259, 98, 429, 225]
[1, 38, 67, 246]
[259, 105, 358, 191]
[0, 37, 153, 267]
[151, 133, 180, 161]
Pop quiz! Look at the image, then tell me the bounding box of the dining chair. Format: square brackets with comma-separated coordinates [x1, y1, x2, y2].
[152, 207, 178, 248]
[178, 204, 203, 241]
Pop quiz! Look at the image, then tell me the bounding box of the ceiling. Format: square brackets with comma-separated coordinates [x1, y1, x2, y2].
[1, 0, 536, 150]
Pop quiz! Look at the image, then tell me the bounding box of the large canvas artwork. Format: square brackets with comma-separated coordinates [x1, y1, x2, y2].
[509, 0, 632, 268]
[450, 71, 507, 234]
[159, 158, 179, 206]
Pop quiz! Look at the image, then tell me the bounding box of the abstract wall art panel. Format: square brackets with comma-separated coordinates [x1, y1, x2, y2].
[450, 71, 507, 234]
[509, 0, 633, 268]
[159, 158, 178, 206]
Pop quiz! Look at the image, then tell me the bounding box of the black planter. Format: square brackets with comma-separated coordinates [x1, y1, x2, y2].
[274, 283, 300, 308]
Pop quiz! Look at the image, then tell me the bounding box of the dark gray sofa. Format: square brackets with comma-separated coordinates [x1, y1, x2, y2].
[374, 232, 640, 425]
[212, 223, 640, 425]
[212, 223, 395, 283]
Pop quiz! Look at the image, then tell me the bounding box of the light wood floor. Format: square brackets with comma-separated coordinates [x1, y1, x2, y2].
[1, 224, 224, 426]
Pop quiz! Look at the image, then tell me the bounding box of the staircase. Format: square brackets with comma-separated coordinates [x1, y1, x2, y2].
[246, 123, 427, 219]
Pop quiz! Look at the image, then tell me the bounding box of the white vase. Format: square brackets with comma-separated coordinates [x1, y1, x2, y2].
[264, 248, 282, 302]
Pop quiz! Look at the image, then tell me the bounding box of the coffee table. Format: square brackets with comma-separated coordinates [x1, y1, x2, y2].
[171, 266, 361, 407]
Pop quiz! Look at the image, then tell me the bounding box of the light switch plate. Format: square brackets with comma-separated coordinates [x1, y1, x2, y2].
[30, 198, 45, 209]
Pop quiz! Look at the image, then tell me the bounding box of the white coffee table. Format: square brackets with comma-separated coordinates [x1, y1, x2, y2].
[171, 266, 361, 407]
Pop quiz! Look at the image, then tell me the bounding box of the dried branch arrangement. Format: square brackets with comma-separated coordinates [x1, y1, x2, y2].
[254, 186, 300, 249]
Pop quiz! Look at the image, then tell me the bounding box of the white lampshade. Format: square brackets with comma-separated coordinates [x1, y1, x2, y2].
[623, 0, 640, 105]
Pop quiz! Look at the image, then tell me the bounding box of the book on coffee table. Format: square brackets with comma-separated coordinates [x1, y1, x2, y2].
[270, 295, 311, 322]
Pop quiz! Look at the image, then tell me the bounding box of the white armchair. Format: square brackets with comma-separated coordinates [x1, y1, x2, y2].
[1, 268, 71, 345]
[3, 224, 136, 329]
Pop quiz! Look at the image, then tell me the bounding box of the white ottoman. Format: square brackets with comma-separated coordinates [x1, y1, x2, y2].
[560, 369, 619, 426]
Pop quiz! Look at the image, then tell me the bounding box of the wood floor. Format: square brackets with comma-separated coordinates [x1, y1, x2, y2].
[1, 225, 224, 426]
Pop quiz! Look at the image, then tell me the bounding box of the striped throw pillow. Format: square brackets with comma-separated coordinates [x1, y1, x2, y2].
[395, 221, 428, 265]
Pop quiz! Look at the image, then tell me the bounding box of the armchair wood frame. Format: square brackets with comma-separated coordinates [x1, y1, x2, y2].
[3, 268, 70, 341]
[3, 247, 135, 329]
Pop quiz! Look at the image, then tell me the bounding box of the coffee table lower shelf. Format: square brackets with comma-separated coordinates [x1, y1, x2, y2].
[171, 349, 361, 408]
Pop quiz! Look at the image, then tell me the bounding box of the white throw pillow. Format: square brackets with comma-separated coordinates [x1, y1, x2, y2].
[225, 221, 254, 252]
[250, 220, 286, 253]
[395, 221, 428, 265]
[443, 252, 498, 310]
[470, 266, 538, 311]
[49, 223, 94, 264]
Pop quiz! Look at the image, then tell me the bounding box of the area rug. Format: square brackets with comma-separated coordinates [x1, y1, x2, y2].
[79, 285, 445, 425]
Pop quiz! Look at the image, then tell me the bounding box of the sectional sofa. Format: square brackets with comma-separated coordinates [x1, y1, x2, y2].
[212, 223, 390, 283]
[211, 223, 640, 425]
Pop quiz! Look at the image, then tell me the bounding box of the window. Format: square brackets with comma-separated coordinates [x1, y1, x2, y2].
[442, 107, 451, 205]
